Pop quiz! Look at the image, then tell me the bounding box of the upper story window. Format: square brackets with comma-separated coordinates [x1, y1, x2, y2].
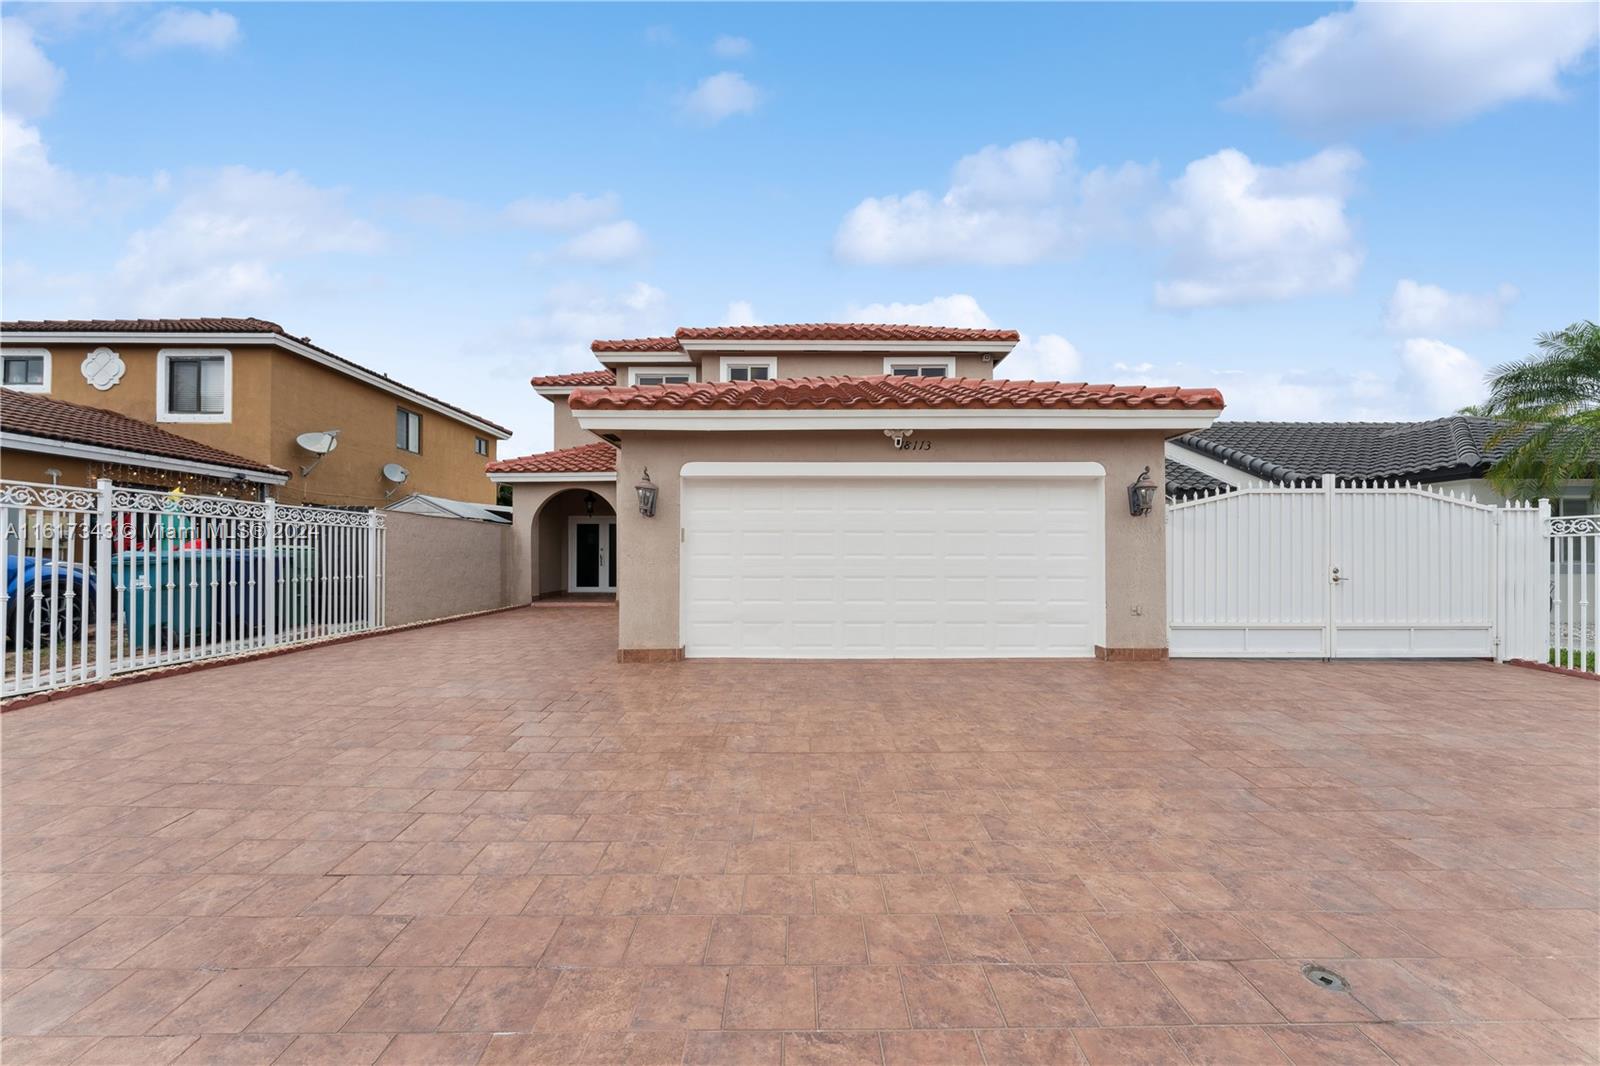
[2, 349, 49, 392]
[396, 408, 422, 453]
[474, 436, 489, 457]
[157, 349, 231, 422]
[887, 362, 951, 378]
[628, 367, 695, 386]
[720, 357, 775, 382]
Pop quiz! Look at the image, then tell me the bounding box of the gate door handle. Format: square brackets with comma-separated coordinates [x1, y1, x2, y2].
[1331, 567, 1348, 584]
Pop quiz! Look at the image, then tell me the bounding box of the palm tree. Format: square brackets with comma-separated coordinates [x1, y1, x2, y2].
[1480, 321, 1600, 503]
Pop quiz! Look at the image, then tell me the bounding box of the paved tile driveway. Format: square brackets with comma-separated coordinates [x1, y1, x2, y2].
[3, 605, 1597, 1065]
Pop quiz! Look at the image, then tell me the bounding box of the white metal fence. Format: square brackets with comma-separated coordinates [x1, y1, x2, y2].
[1167, 477, 1545, 661]
[1548, 514, 1598, 675]
[3, 478, 385, 698]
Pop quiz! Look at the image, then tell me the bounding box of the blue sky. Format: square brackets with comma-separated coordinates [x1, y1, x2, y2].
[4, 2, 1597, 453]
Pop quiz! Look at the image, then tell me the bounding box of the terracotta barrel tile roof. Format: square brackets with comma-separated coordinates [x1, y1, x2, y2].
[588, 323, 1023, 354]
[675, 323, 1021, 343]
[485, 440, 617, 475]
[529, 369, 617, 387]
[591, 337, 682, 353]
[567, 375, 1224, 412]
[1, 388, 288, 475]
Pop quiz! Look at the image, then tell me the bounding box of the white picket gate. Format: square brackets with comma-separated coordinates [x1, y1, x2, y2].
[1166, 477, 1545, 661]
[2, 478, 385, 698]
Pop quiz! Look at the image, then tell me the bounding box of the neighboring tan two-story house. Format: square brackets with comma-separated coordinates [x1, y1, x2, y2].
[489, 323, 1223, 662]
[0, 318, 510, 506]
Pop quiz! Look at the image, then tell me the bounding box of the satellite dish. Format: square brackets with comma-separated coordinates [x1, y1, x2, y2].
[295, 430, 340, 455]
[381, 463, 409, 500]
[295, 429, 341, 477]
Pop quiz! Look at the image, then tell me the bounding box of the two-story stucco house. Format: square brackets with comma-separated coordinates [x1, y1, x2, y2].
[0, 317, 510, 506]
[489, 323, 1224, 662]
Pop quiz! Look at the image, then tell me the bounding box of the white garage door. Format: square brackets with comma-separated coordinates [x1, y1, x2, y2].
[681, 463, 1104, 659]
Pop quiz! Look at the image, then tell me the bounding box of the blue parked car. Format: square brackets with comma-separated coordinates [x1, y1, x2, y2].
[4, 556, 96, 648]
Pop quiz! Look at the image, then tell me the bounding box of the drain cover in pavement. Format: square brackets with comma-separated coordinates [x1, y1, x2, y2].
[1302, 964, 1348, 992]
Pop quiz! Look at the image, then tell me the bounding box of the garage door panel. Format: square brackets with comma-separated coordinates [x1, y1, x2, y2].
[683, 473, 1102, 659]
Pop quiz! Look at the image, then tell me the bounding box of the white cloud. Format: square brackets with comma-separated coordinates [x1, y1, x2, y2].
[133, 8, 240, 53]
[1383, 279, 1519, 335]
[2, 17, 64, 119]
[505, 281, 670, 363]
[558, 219, 648, 264]
[724, 300, 759, 326]
[846, 294, 995, 329]
[1234, 2, 1599, 133]
[681, 71, 762, 123]
[1005, 334, 1082, 381]
[2, 113, 81, 221]
[505, 191, 620, 232]
[712, 34, 752, 58]
[834, 138, 1156, 266]
[1151, 147, 1364, 309]
[1399, 337, 1486, 412]
[111, 166, 384, 309]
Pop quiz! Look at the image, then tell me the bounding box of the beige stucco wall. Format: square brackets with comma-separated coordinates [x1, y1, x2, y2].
[609, 428, 1171, 656]
[1, 340, 499, 507]
[506, 481, 619, 603]
[549, 397, 597, 450]
[383, 511, 514, 626]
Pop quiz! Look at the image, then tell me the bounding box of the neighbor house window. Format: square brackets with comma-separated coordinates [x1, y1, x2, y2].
[396, 408, 422, 453]
[631, 371, 692, 386]
[727, 364, 771, 382]
[474, 436, 489, 456]
[3, 350, 48, 391]
[158, 349, 231, 422]
[888, 364, 949, 378]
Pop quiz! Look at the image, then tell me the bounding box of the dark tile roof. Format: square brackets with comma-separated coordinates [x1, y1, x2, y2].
[569, 375, 1224, 412]
[1170, 417, 1523, 484]
[2, 317, 510, 436]
[1, 389, 288, 476]
[485, 441, 616, 475]
[1164, 458, 1231, 499]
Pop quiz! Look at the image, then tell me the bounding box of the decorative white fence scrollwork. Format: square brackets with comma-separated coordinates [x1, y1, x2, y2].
[1547, 513, 1598, 675]
[3, 478, 385, 699]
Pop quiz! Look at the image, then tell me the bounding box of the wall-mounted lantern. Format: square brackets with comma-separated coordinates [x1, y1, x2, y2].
[634, 468, 659, 518]
[1128, 466, 1158, 517]
[584, 493, 596, 517]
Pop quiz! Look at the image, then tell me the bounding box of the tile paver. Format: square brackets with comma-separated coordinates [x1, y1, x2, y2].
[1, 605, 1596, 1063]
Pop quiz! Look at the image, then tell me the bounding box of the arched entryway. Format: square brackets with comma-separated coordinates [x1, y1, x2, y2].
[531, 487, 618, 599]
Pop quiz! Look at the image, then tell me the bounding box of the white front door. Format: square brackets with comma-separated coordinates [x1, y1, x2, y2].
[680, 463, 1105, 659]
[568, 516, 616, 593]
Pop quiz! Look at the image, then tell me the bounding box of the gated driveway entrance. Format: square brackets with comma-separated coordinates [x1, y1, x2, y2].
[1167, 480, 1545, 660]
[2, 606, 1596, 1064]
